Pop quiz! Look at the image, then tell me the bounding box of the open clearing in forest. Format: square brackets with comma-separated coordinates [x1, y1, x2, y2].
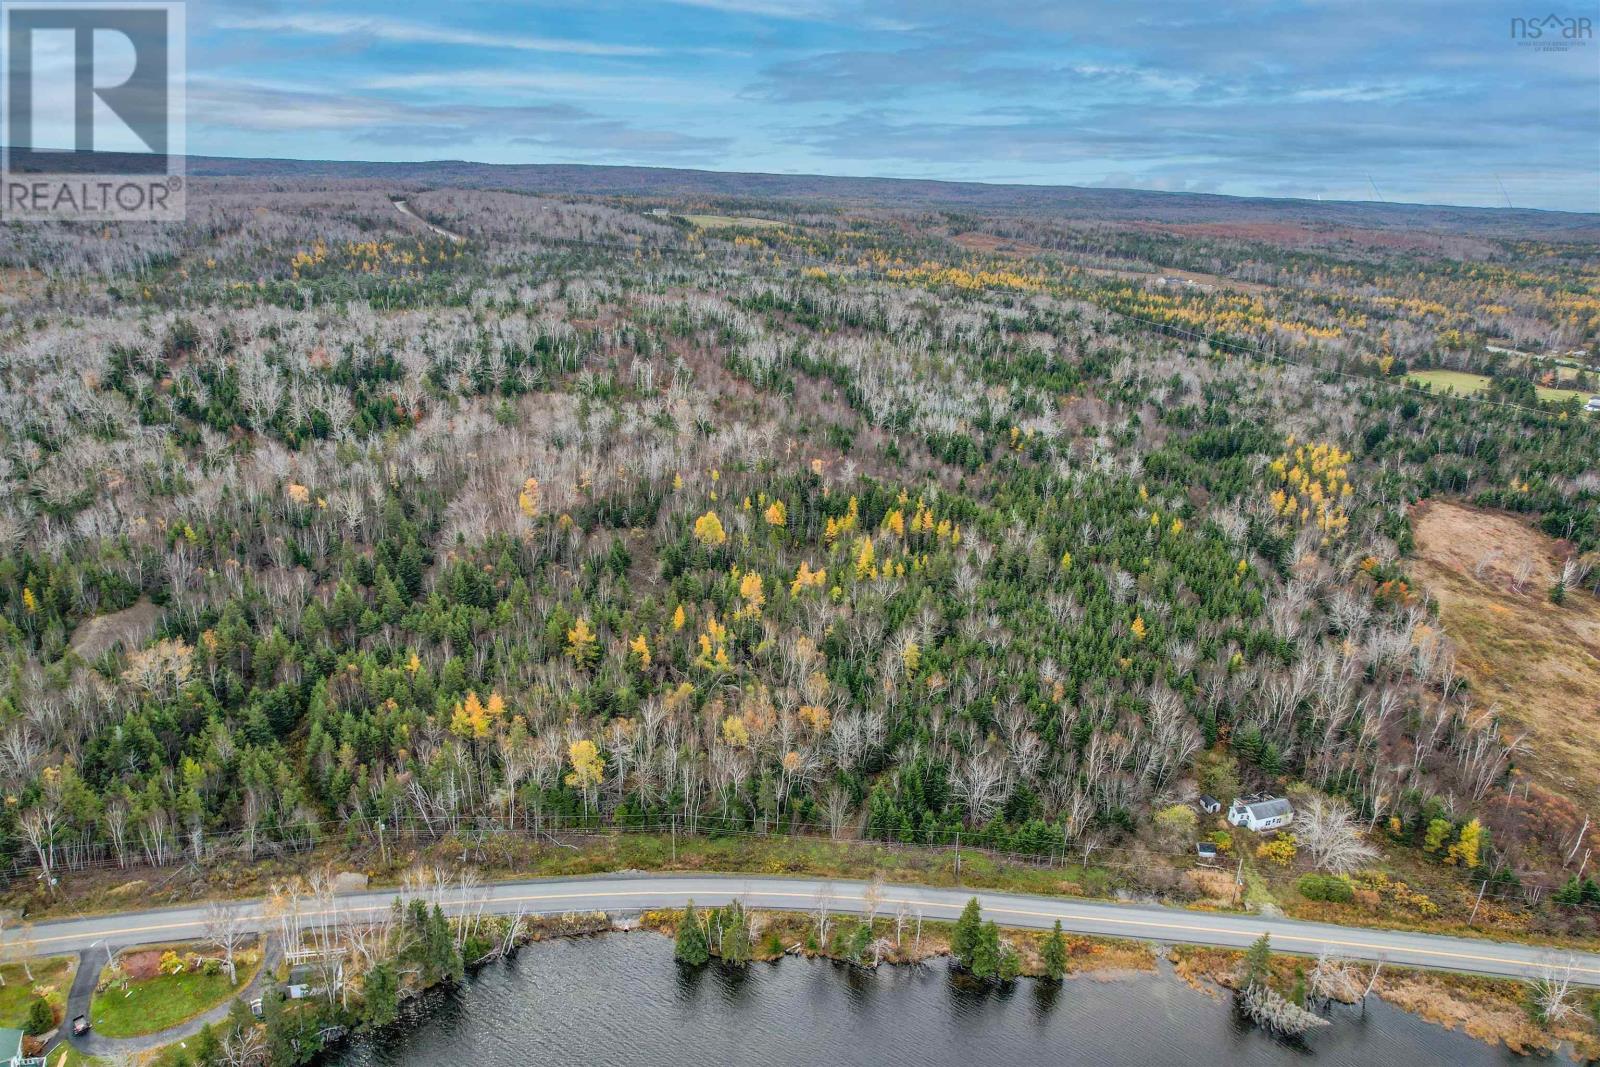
[1410, 500, 1600, 813]
[680, 213, 787, 229]
[1407, 368, 1595, 406]
[1408, 369, 1492, 394]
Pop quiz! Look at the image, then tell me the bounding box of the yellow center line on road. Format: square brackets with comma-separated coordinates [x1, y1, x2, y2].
[22, 886, 1600, 979]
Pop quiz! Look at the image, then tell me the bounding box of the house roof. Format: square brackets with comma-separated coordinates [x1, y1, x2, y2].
[1241, 797, 1293, 819]
[0, 1027, 22, 1060]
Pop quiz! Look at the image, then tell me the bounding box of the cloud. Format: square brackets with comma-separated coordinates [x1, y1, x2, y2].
[218, 14, 662, 57]
[186, 0, 1599, 210]
[661, 0, 833, 18]
[361, 70, 735, 104]
[190, 78, 730, 159]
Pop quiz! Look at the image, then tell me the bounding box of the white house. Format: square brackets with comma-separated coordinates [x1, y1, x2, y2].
[1227, 796, 1293, 831]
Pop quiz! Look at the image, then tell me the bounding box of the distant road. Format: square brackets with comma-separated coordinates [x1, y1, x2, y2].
[392, 198, 465, 243]
[11, 873, 1599, 986]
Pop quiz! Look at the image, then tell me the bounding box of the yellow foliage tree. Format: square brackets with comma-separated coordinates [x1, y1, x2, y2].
[764, 500, 787, 527]
[739, 571, 765, 613]
[693, 511, 727, 547]
[566, 618, 599, 668]
[854, 536, 877, 579]
[1447, 818, 1482, 868]
[450, 691, 491, 740]
[720, 715, 750, 747]
[565, 739, 604, 808]
[629, 633, 651, 670]
[1130, 616, 1147, 641]
[517, 477, 541, 519]
[798, 704, 832, 733]
[790, 560, 827, 595]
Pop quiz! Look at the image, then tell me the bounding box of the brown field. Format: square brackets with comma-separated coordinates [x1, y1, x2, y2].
[69, 598, 159, 661]
[1410, 500, 1600, 813]
[948, 231, 1049, 257]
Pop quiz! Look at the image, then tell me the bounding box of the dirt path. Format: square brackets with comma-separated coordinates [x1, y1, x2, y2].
[393, 198, 466, 243]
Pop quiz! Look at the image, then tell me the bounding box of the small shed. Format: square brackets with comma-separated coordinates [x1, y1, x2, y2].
[1227, 796, 1294, 832]
[1195, 841, 1219, 862]
[1198, 795, 1222, 815]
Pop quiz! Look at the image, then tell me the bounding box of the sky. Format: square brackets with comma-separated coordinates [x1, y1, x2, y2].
[171, 0, 1600, 211]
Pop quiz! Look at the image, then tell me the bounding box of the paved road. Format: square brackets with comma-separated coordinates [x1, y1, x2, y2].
[10, 873, 1599, 987]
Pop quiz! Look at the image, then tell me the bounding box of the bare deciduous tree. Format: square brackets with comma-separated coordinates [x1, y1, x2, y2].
[1296, 795, 1379, 874]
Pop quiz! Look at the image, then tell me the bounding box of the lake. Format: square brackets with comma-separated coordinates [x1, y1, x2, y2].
[327, 934, 1533, 1066]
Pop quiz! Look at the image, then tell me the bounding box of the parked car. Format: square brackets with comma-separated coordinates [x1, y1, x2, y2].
[72, 1015, 89, 1035]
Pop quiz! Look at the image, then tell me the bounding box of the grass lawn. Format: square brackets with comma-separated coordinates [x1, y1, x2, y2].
[47, 1045, 106, 1067]
[0, 955, 75, 1031]
[91, 954, 259, 1039]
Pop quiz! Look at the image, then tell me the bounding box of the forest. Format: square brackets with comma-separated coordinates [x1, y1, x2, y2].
[0, 177, 1597, 932]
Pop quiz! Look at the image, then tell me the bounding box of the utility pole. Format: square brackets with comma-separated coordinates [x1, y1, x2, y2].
[954, 831, 961, 884]
[671, 813, 677, 864]
[1468, 879, 1486, 926]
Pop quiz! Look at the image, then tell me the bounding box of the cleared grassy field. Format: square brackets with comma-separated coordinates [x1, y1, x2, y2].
[1408, 369, 1596, 408]
[1407, 369, 1490, 394]
[680, 213, 787, 229]
[1534, 383, 1595, 405]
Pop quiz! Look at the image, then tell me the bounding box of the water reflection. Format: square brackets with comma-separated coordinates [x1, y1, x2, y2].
[327, 934, 1528, 1067]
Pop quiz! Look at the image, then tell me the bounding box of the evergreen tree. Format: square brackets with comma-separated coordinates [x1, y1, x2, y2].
[1242, 933, 1273, 989]
[261, 989, 298, 1067]
[970, 920, 1001, 979]
[361, 961, 399, 1030]
[24, 998, 52, 1035]
[1042, 920, 1067, 981]
[848, 922, 872, 965]
[192, 1022, 223, 1066]
[951, 897, 983, 967]
[427, 904, 464, 983]
[675, 901, 709, 965]
[721, 902, 752, 966]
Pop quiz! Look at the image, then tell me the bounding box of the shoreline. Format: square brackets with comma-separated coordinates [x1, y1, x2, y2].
[349, 915, 1599, 1063]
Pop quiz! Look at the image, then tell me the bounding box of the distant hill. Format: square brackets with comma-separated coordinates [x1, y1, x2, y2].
[14, 150, 1600, 238]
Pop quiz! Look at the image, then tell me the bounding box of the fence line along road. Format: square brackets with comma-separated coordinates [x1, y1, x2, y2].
[12, 813, 1600, 920]
[6, 873, 1599, 987]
